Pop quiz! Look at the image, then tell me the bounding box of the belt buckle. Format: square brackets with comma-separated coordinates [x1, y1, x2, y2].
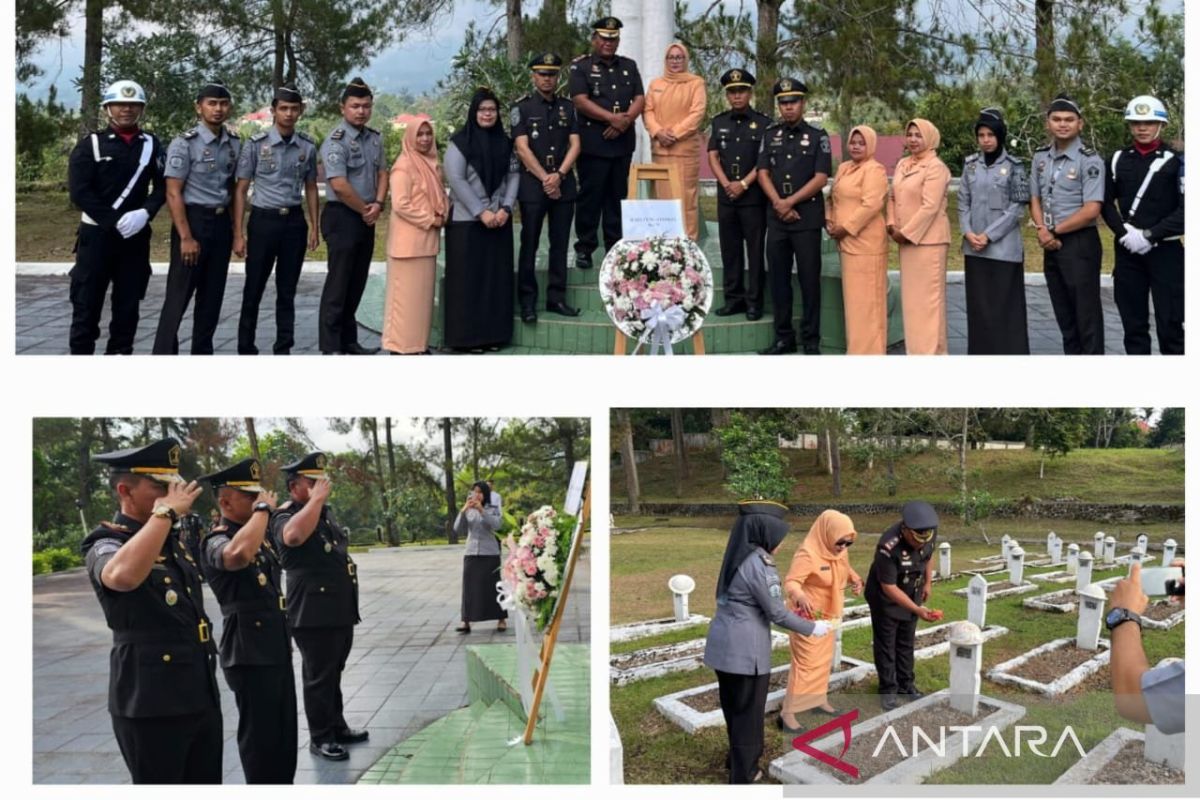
[730, 163, 741, 180]
[782, 182, 793, 195]
[198, 620, 211, 643]
[612, 103, 621, 114]
[347, 562, 356, 576]
[278, 596, 287, 611]
[545, 154, 556, 169]
[214, 206, 226, 215]
[279, 207, 290, 216]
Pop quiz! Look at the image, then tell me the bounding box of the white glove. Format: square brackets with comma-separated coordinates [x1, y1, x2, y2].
[116, 208, 150, 239]
[1120, 226, 1152, 255]
[809, 620, 831, 637]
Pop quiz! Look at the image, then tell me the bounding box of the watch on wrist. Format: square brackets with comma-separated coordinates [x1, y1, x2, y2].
[1105, 607, 1143, 631]
[253, 502, 272, 514]
[152, 504, 177, 523]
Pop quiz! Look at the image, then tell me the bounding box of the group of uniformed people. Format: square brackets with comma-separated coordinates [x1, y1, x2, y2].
[81, 440, 366, 783]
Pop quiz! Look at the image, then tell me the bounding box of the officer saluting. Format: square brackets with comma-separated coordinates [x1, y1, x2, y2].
[513, 53, 583, 322]
[1101, 95, 1184, 355]
[1030, 93, 1107, 355]
[568, 17, 645, 270]
[153, 81, 241, 355]
[80, 438, 222, 782]
[708, 68, 772, 321]
[67, 80, 166, 355]
[270, 453, 366, 760]
[319, 77, 387, 355]
[232, 84, 320, 355]
[197, 459, 297, 784]
[864, 500, 940, 711]
[756, 78, 832, 355]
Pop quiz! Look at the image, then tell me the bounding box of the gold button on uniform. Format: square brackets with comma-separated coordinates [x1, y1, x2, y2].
[162, 654, 172, 662]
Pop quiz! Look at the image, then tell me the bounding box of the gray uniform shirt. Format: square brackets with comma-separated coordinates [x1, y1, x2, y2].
[1031, 137, 1105, 229]
[236, 126, 318, 209]
[165, 124, 241, 206]
[443, 142, 520, 223]
[455, 506, 502, 556]
[958, 150, 1029, 263]
[703, 548, 815, 675]
[1141, 659, 1185, 734]
[320, 120, 385, 203]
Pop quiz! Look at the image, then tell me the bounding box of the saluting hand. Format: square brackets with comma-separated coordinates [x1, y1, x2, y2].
[310, 478, 332, 505]
[166, 480, 203, 516]
[255, 490, 278, 510]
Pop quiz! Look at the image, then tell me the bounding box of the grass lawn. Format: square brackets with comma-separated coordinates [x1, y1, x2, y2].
[612, 446, 1185, 506]
[610, 523, 1185, 784]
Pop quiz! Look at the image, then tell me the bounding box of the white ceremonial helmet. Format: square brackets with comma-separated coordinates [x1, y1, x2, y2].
[1124, 95, 1168, 123]
[101, 80, 147, 107]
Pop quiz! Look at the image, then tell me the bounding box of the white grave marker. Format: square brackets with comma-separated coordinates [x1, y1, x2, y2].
[1049, 537, 1063, 565]
[1128, 547, 1145, 576]
[1001, 535, 1013, 561]
[1103, 536, 1117, 564]
[1162, 538, 1178, 565]
[668, 574, 695, 623]
[833, 623, 843, 668]
[1047, 531, 1057, 555]
[1009, 546, 1025, 585]
[1094, 531, 1105, 558]
[939, 542, 952, 578]
[1076, 551, 1094, 592]
[1076, 583, 1106, 650]
[1136, 533, 1149, 553]
[967, 573, 988, 628]
[948, 622, 983, 716]
[1066, 543, 1080, 575]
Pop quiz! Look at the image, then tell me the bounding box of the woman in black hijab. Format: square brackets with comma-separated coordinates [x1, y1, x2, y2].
[703, 501, 829, 783]
[443, 88, 519, 352]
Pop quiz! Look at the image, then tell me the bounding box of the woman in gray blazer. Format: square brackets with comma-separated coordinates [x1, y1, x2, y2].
[703, 501, 829, 783]
[454, 480, 507, 633]
[443, 88, 520, 352]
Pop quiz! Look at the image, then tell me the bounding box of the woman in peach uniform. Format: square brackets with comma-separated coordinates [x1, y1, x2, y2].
[643, 42, 707, 239]
[827, 125, 889, 354]
[887, 118, 952, 355]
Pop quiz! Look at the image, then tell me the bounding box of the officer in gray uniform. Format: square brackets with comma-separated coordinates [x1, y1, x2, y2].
[319, 77, 387, 355]
[1030, 93, 1107, 355]
[232, 84, 320, 355]
[958, 108, 1031, 354]
[704, 501, 827, 783]
[153, 81, 241, 355]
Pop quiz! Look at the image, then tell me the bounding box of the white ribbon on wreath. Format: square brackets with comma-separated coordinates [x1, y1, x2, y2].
[496, 555, 564, 745]
[632, 301, 686, 356]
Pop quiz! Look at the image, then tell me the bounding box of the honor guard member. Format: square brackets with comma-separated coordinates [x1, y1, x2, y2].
[197, 459, 297, 783]
[152, 81, 241, 355]
[513, 53, 583, 322]
[1101, 95, 1184, 355]
[270, 453, 366, 760]
[708, 68, 772, 320]
[67, 80, 166, 354]
[1030, 93, 1107, 355]
[232, 84, 320, 355]
[756, 78, 831, 355]
[864, 500, 940, 711]
[80, 439, 222, 782]
[319, 77, 387, 355]
[568, 17, 645, 270]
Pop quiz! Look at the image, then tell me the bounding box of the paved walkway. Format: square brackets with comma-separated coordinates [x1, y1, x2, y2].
[32, 543, 590, 784]
[15, 269, 1146, 355]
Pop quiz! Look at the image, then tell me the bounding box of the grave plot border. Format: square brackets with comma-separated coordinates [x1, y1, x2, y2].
[987, 636, 1111, 695]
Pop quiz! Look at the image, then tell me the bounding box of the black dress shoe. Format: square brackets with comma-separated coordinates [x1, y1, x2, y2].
[575, 252, 593, 270]
[899, 688, 925, 702]
[343, 343, 380, 355]
[880, 694, 899, 711]
[745, 307, 763, 321]
[309, 741, 349, 760]
[521, 308, 538, 323]
[546, 301, 580, 317]
[759, 339, 797, 355]
[715, 301, 747, 317]
[335, 728, 370, 744]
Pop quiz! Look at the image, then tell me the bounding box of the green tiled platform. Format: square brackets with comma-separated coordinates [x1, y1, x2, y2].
[357, 220, 904, 354]
[358, 643, 590, 785]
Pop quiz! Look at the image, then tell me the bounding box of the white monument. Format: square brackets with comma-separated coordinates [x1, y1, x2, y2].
[1103, 536, 1117, 564]
[668, 574, 695, 623]
[1066, 543, 1080, 575]
[1049, 536, 1063, 565]
[611, 0, 675, 164]
[1136, 533, 1149, 553]
[1162, 538, 1178, 565]
[1128, 547, 1145, 576]
[967, 573, 988, 628]
[1076, 550, 1094, 592]
[947, 622, 984, 715]
[939, 542, 952, 578]
[1009, 546, 1025, 585]
[1001, 535, 1013, 561]
[1076, 583, 1106, 651]
[1046, 531, 1057, 555]
[1093, 531, 1105, 558]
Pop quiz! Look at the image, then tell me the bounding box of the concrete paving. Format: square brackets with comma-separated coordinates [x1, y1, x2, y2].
[32, 542, 590, 784]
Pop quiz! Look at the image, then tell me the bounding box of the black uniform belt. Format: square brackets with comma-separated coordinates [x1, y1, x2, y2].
[286, 566, 351, 580]
[186, 204, 228, 216]
[220, 597, 286, 616]
[252, 205, 302, 216]
[112, 622, 212, 645]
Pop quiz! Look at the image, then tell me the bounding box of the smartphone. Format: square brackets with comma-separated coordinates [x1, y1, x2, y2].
[1140, 566, 1184, 597]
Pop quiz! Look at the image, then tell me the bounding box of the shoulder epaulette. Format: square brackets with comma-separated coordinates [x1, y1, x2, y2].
[250, 131, 268, 142]
[296, 131, 316, 144]
[276, 500, 294, 511]
[964, 153, 980, 163]
[211, 524, 229, 533]
[808, 123, 826, 133]
[1035, 144, 1051, 152]
[365, 125, 380, 136]
[226, 125, 241, 139]
[330, 128, 345, 140]
[1081, 146, 1097, 156]
[516, 94, 531, 104]
[758, 550, 776, 566]
[571, 53, 588, 63]
[181, 129, 199, 140]
[99, 520, 131, 532]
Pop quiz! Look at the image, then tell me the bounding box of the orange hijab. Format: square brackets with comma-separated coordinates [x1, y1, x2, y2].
[900, 118, 941, 174]
[393, 119, 447, 218]
[786, 509, 857, 617]
[841, 124, 879, 175]
[660, 42, 704, 86]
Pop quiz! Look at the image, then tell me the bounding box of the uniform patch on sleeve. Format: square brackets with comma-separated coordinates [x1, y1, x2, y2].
[93, 538, 122, 557]
[820, 134, 831, 153]
[1087, 164, 1101, 179]
[168, 154, 184, 169]
[510, 107, 522, 128]
[769, 582, 782, 598]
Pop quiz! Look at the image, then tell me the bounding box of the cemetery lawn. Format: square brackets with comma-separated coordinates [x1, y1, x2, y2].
[611, 525, 1184, 784]
[612, 446, 1184, 505]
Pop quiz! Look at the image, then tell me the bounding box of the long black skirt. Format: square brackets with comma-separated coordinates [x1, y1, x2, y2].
[964, 254, 1030, 354]
[443, 219, 514, 349]
[461, 555, 507, 622]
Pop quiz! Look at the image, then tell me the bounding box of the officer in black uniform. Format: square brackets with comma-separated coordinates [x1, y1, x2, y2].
[270, 452, 366, 761]
[1101, 95, 1185, 355]
[568, 17, 645, 270]
[708, 68, 772, 320]
[513, 53, 583, 322]
[66, 79, 166, 355]
[153, 81, 241, 354]
[864, 500, 940, 711]
[756, 78, 831, 355]
[319, 78, 387, 355]
[197, 458, 297, 783]
[80, 438, 222, 782]
[232, 84, 321, 355]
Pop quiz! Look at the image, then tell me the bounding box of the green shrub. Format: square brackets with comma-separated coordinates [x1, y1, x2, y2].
[32, 553, 50, 575]
[716, 412, 791, 502]
[42, 547, 83, 572]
